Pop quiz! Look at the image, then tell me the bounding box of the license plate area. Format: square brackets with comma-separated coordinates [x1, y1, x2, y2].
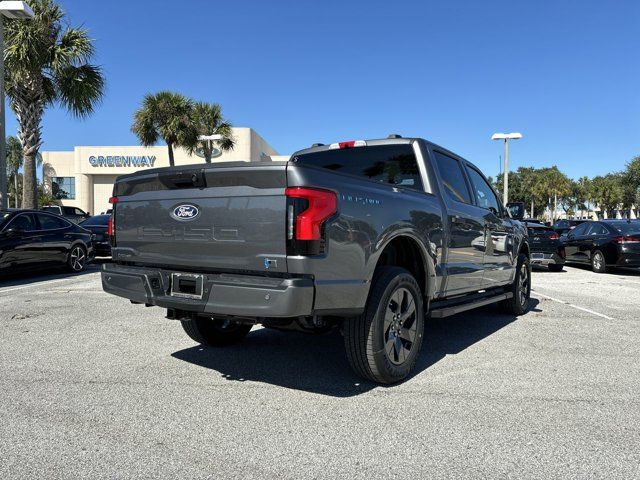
[170, 273, 204, 299]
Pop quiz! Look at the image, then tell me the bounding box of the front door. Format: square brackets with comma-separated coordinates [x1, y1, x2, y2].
[564, 222, 590, 262]
[0, 213, 41, 269]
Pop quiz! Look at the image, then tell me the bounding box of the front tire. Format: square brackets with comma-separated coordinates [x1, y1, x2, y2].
[181, 318, 252, 346]
[548, 263, 564, 272]
[343, 266, 425, 384]
[499, 253, 531, 315]
[591, 250, 607, 273]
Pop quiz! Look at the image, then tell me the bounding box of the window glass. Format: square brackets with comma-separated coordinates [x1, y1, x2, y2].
[433, 152, 472, 203]
[42, 206, 60, 213]
[8, 214, 37, 232]
[64, 207, 76, 215]
[587, 224, 608, 235]
[570, 223, 589, 236]
[37, 213, 70, 230]
[293, 145, 423, 191]
[52, 177, 76, 200]
[608, 221, 640, 234]
[466, 166, 500, 213]
[80, 215, 110, 226]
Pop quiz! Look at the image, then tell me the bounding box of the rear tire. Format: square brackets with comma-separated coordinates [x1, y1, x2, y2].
[343, 266, 424, 384]
[67, 244, 87, 272]
[499, 253, 531, 315]
[181, 318, 252, 346]
[548, 263, 564, 272]
[591, 250, 607, 273]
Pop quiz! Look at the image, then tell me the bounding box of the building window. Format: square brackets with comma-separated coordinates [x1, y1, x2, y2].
[52, 177, 76, 200]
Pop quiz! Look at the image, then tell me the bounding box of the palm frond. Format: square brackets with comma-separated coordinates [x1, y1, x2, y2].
[52, 27, 96, 70]
[55, 64, 105, 118]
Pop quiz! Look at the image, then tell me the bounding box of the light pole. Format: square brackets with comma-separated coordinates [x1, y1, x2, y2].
[491, 132, 522, 206]
[0, 1, 34, 210]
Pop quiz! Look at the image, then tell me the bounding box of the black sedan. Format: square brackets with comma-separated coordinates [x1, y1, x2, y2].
[560, 220, 640, 273]
[80, 214, 112, 257]
[526, 222, 565, 271]
[0, 210, 94, 275]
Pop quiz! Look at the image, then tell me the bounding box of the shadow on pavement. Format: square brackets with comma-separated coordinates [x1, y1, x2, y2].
[0, 259, 107, 289]
[172, 298, 540, 397]
[565, 263, 640, 276]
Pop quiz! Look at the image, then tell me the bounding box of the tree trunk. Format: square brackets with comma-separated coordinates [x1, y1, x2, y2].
[22, 152, 38, 209]
[530, 200, 534, 218]
[168, 143, 175, 167]
[14, 171, 18, 209]
[553, 194, 557, 221]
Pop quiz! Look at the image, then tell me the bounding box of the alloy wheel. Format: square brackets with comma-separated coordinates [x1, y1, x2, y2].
[383, 287, 418, 365]
[518, 263, 529, 307]
[70, 246, 86, 271]
[593, 252, 603, 271]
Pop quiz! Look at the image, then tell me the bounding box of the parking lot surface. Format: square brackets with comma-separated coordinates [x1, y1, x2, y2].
[1, 265, 639, 479]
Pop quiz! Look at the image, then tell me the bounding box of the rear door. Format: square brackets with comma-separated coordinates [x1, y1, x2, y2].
[432, 150, 485, 294]
[34, 213, 74, 265]
[112, 164, 288, 273]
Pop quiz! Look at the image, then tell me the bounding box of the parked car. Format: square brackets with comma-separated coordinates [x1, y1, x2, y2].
[41, 205, 91, 224]
[552, 219, 588, 235]
[0, 210, 94, 275]
[560, 220, 640, 272]
[80, 214, 112, 257]
[526, 222, 565, 271]
[101, 136, 531, 384]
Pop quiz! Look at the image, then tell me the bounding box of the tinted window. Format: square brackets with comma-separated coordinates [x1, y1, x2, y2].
[586, 223, 608, 235]
[0, 212, 11, 229]
[570, 223, 590, 236]
[294, 145, 423, 190]
[63, 207, 76, 215]
[42, 206, 60, 214]
[608, 221, 640, 234]
[8, 214, 37, 232]
[81, 215, 110, 226]
[466, 166, 500, 213]
[433, 152, 472, 203]
[37, 214, 70, 230]
[74, 208, 86, 216]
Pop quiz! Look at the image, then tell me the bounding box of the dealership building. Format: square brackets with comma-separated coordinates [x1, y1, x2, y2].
[42, 128, 287, 215]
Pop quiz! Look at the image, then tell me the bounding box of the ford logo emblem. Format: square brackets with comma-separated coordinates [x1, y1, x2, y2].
[172, 204, 199, 221]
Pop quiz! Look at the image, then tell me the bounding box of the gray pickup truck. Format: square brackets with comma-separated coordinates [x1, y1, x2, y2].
[102, 136, 530, 384]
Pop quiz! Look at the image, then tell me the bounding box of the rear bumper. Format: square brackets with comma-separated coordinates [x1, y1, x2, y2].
[615, 253, 640, 267]
[530, 252, 565, 266]
[101, 263, 314, 318]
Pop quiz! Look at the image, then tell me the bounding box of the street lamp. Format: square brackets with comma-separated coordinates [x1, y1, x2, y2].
[0, 1, 34, 210]
[491, 132, 522, 206]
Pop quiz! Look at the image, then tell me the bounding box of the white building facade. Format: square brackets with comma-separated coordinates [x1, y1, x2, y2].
[42, 128, 287, 215]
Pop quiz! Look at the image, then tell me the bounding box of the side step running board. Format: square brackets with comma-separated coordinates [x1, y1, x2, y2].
[429, 292, 513, 319]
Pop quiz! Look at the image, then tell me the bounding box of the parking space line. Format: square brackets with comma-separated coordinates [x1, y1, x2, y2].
[0, 276, 94, 295]
[531, 290, 615, 320]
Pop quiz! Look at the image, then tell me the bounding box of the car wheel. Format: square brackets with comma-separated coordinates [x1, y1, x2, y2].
[591, 250, 607, 273]
[548, 263, 564, 272]
[67, 245, 87, 272]
[181, 317, 252, 346]
[343, 266, 425, 384]
[499, 253, 531, 315]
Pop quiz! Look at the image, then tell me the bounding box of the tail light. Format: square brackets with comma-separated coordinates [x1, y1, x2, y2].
[108, 196, 117, 245]
[549, 233, 559, 240]
[285, 187, 337, 255]
[614, 236, 640, 244]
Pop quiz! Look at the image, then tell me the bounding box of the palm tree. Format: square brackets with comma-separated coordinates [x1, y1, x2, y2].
[190, 102, 235, 163]
[131, 91, 197, 167]
[6, 136, 23, 208]
[4, 0, 105, 209]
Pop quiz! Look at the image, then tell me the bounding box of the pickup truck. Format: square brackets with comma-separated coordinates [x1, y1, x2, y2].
[102, 136, 531, 384]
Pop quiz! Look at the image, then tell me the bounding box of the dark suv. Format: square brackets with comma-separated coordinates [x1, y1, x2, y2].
[42, 205, 91, 224]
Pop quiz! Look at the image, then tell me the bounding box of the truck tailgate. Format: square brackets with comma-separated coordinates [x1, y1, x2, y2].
[112, 163, 288, 273]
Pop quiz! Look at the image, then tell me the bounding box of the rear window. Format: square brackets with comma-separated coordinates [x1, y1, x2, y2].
[293, 145, 423, 191]
[81, 215, 110, 226]
[608, 222, 640, 234]
[528, 226, 554, 236]
[42, 206, 60, 213]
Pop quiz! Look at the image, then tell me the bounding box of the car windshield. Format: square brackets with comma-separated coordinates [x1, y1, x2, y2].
[608, 222, 640, 235]
[80, 215, 109, 226]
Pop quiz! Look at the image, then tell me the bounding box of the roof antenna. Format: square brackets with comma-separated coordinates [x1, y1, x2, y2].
[387, 134, 402, 139]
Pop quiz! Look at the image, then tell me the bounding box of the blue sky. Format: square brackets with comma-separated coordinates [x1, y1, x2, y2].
[7, 0, 639, 179]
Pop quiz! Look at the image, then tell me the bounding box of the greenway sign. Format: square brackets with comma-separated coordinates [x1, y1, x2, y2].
[89, 155, 156, 168]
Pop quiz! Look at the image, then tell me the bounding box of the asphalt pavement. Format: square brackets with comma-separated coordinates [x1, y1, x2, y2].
[0, 264, 638, 479]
